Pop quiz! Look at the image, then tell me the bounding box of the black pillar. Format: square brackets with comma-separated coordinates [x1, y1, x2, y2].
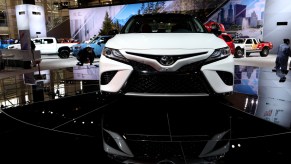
[78, 0, 88, 7]
[23, 0, 35, 5]
[32, 81, 44, 102]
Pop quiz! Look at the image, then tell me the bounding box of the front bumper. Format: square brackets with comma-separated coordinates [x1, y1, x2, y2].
[99, 53, 234, 96]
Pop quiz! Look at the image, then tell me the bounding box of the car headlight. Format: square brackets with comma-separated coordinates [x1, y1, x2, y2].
[205, 47, 230, 63]
[102, 47, 128, 63]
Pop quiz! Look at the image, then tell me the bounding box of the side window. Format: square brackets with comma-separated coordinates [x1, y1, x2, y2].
[192, 19, 205, 32]
[124, 18, 138, 33]
[45, 39, 54, 44]
[34, 39, 40, 44]
[41, 39, 53, 44]
[246, 39, 252, 44]
[234, 39, 243, 43]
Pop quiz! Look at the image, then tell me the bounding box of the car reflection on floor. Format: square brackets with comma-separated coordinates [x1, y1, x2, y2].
[101, 96, 291, 164]
[0, 65, 291, 163]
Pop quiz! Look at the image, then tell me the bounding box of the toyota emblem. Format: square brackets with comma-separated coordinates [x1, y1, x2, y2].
[159, 56, 175, 66]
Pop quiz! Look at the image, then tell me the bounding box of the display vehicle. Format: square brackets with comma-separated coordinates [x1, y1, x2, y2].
[71, 35, 113, 58]
[99, 13, 234, 96]
[7, 37, 78, 58]
[233, 38, 273, 58]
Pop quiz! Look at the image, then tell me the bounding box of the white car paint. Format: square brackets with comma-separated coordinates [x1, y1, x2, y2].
[99, 14, 234, 96]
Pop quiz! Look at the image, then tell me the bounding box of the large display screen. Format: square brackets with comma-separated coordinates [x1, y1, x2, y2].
[69, 0, 266, 42]
[69, 1, 171, 42]
[234, 65, 259, 96]
[208, 0, 266, 40]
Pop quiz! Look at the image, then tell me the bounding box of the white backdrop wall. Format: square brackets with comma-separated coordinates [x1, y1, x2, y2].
[16, 4, 47, 38]
[263, 0, 291, 54]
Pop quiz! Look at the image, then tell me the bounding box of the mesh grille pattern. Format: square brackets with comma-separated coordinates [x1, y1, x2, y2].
[126, 140, 208, 162]
[128, 141, 183, 160]
[124, 59, 210, 94]
[100, 71, 117, 85]
[217, 71, 233, 86]
[125, 72, 208, 93]
[129, 60, 158, 73]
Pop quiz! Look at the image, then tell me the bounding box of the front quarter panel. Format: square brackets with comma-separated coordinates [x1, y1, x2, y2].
[201, 55, 234, 93]
[99, 55, 133, 93]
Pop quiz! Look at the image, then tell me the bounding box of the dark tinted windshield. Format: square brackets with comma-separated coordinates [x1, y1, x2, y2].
[89, 36, 112, 44]
[121, 14, 207, 34]
[233, 39, 245, 44]
[89, 37, 100, 44]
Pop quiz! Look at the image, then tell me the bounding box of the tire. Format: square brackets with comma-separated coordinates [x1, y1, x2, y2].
[260, 47, 269, 57]
[234, 48, 244, 58]
[58, 49, 70, 58]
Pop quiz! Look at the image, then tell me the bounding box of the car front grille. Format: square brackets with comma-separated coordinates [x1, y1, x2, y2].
[122, 132, 229, 162]
[129, 60, 158, 73]
[123, 59, 210, 94]
[126, 140, 208, 162]
[125, 71, 209, 94]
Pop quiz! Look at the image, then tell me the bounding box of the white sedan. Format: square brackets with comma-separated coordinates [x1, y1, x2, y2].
[99, 13, 234, 97]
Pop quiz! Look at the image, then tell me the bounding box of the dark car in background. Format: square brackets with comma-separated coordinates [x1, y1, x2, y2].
[71, 35, 113, 58]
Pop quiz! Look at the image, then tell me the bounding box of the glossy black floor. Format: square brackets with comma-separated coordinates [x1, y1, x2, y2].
[0, 65, 291, 163]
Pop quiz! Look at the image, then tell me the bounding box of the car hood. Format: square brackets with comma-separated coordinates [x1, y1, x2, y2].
[105, 33, 227, 50]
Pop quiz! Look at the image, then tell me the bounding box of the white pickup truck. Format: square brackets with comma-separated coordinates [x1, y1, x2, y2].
[7, 37, 78, 58]
[233, 37, 273, 58]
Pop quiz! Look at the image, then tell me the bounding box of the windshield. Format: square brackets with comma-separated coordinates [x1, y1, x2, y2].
[233, 38, 245, 44]
[121, 14, 207, 34]
[89, 37, 100, 44]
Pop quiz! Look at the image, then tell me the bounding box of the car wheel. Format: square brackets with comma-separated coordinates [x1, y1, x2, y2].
[260, 47, 269, 57]
[234, 48, 244, 58]
[58, 50, 70, 58]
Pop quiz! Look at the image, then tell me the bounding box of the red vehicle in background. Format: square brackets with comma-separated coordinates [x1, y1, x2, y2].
[204, 21, 226, 33]
[233, 38, 273, 58]
[218, 33, 235, 55]
[204, 21, 235, 55]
